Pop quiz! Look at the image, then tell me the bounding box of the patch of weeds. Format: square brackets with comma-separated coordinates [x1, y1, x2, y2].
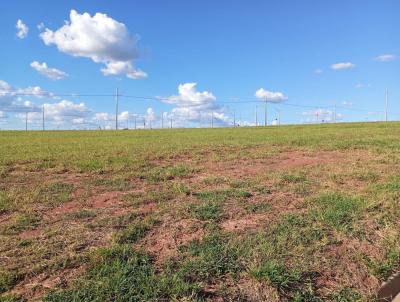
[250, 261, 321, 301]
[368, 246, 400, 280]
[229, 179, 251, 189]
[45, 245, 199, 301]
[115, 218, 159, 244]
[179, 231, 243, 282]
[330, 287, 362, 302]
[0, 192, 12, 214]
[311, 193, 363, 231]
[273, 214, 327, 247]
[171, 182, 190, 195]
[4, 212, 41, 234]
[381, 176, 400, 192]
[36, 182, 74, 206]
[352, 171, 379, 182]
[244, 202, 272, 214]
[280, 173, 308, 184]
[253, 185, 272, 194]
[190, 201, 221, 221]
[0, 270, 20, 294]
[32, 159, 56, 171]
[76, 160, 104, 173]
[121, 192, 143, 205]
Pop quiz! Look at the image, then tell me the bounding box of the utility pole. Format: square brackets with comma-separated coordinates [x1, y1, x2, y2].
[233, 110, 236, 127]
[385, 89, 388, 122]
[25, 111, 28, 131]
[134, 116, 137, 130]
[115, 88, 119, 130]
[42, 104, 45, 131]
[211, 112, 214, 128]
[255, 106, 258, 126]
[264, 97, 268, 126]
[170, 117, 173, 129]
[161, 112, 164, 129]
[143, 118, 146, 129]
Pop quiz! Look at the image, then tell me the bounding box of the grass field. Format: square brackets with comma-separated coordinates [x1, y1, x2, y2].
[0, 122, 400, 301]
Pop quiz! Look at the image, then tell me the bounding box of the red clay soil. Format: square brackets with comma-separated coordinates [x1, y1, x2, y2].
[141, 218, 205, 264]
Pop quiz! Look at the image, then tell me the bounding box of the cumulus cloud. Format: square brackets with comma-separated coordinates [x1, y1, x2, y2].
[255, 88, 288, 102]
[0, 80, 49, 112]
[331, 62, 355, 70]
[23, 100, 90, 125]
[40, 10, 147, 79]
[16, 19, 28, 39]
[161, 83, 229, 126]
[101, 61, 147, 79]
[374, 54, 397, 62]
[30, 61, 68, 80]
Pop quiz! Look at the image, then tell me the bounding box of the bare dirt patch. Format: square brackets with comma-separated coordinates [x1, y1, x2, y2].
[201, 150, 352, 179]
[141, 218, 206, 263]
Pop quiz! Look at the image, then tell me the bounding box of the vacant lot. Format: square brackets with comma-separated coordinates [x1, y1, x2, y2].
[0, 123, 399, 301]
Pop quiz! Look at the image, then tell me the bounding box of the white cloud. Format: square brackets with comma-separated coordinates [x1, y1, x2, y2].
[314, 69, 323, 75]
[30, 61, 68, 80]
[342, 101, 353, 106]
[255, 88, 288, 102]
[40, 10, 147, 79]
[0, 111, 6, 119]
[101, 61, 146, 79]
[161, 83, 229, 126]
[16, 19, 29, 39]
[37, 22, 45, 31]
[22, 100, 90, 125]
[374, 54, 396, 62]
[0, 80, 49, 112]
[355, 83, 370, 89]
[94, 112, 113, 122]
[331, 62, 355, 70]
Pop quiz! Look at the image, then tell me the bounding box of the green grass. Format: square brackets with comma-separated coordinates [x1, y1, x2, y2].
[310, 192, 364, 231]
[251, 261, 321, 301]
[0, 192, 12, 214]
[2, 123, 400, 301]
[45, 245, 191, 302]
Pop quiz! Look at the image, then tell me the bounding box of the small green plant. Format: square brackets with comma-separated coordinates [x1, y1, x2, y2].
[45, 245, 199, 301]
[0, 192, 12, 214]
[37, 182, 74, 206]
[179, 231, 243, 282]
[330, 287, 362, 302]
[251, 261, 321, 301]
[115, 219, 159, 244]
[0, 270, 19, 294]
[311, 193, 363, 231]
[280, 173, 307, 184]
[244, 202, 271, 213]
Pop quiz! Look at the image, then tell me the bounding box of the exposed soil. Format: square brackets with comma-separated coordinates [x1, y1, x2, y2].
[141, 218, 206, 264]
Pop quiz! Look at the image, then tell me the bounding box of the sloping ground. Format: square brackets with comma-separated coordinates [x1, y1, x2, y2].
[1, 124, 400, 301]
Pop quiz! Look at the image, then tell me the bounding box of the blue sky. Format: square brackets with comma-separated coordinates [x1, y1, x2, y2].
[0, 0, 399, 129]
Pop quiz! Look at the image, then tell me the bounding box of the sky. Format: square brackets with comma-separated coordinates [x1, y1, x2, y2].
[0, 0, 399, 129]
